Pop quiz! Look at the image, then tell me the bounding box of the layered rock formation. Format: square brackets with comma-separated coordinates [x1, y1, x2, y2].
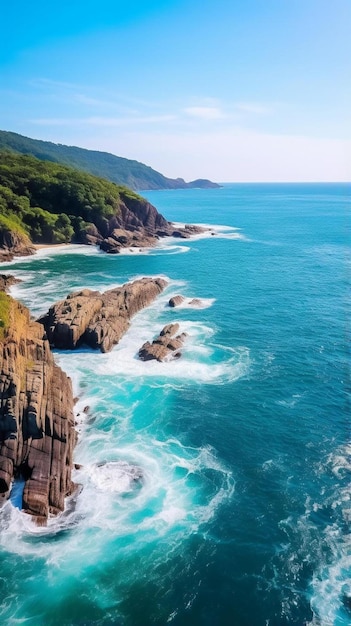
[39, 277, 167, 353]
[0, 293, 76, 524]
[0, 228, 35, 262]
[139, 323, 187, 362]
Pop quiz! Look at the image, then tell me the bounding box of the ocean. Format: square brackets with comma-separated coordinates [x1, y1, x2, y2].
[0, 183, 349, 626]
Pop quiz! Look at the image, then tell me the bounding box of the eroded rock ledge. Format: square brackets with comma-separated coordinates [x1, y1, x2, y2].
[139, 323, 187, 362]
[38, 277, 168, 353]
[0, 293, 76, 524]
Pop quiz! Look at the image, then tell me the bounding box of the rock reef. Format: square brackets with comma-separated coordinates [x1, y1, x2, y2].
[39, 277, 168, 353]
[0, 292, 76, 524]
[139, 323, 187, 362]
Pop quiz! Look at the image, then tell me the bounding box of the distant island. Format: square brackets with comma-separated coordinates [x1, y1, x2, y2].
[0, 130, 220, 191]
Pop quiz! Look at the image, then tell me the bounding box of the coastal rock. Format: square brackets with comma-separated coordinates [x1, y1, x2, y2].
[171, 224, 203, 239]
[139, 323, 187, 362]
[188, 298, 203, 307]
[98, 200, 207, 253]
[39, 277, 168, 353]
[168, 295, 185, 308]
[0, 228, 35, 262]
[111, 198, 170, 233]
[79, 223, 103, 246]
[99, 227, 156, 253]
[0, 294, 76, 524]
[0, 274, 21, 292]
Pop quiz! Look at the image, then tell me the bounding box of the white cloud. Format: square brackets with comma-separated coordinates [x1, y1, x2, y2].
[30, 118, 75, 126]
[235, 102, 273, 115]
[183, 106, 224, 120]
[86, 115, 177, 126]
[29, 78, 83, 91]
[31, 114, 176, 127]
[73, 94, 114, 107]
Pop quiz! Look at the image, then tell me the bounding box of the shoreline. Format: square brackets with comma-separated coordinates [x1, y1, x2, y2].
[33, 243, 70, 250]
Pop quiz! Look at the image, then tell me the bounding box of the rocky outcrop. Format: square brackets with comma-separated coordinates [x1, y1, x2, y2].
[38, 277, 168, 353]
[0, 274, 20, 292]
[0, 228, 35, 262]
[188, 298, 203, 307]
[75, 195, 207, 254]
[169, 224, 205, 239]
[168, 295, 206, 308]
[0, 295, 76, 524]
[168, 295, 185, 308]
[97, 198, 206, 253]
[139, 323, 187, 362]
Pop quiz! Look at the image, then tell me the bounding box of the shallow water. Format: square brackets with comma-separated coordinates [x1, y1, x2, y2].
[0, 183, 349, 626]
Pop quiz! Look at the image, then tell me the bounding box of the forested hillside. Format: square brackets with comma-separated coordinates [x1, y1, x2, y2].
[0, 151, 143, 244]
[0, 130, 220, 190]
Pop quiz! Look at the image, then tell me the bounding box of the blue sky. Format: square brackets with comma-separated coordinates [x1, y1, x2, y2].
[1, 0, 350, 181]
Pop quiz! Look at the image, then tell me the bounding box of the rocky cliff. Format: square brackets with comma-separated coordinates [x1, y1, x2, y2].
[88, 197, 207, 254]
[38, 277, 168, 352]
[0, 276, 169, 524]
[0, 227, 35, 262]
[0, 290, 76, 524]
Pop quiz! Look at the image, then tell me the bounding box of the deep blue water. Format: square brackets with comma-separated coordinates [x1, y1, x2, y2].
[0, 183, 349, 626]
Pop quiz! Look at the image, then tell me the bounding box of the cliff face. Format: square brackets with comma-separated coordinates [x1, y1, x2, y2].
[81, 196, 206, 254]
[0, 227, 35, 262]
[0, 294, 76, 524]
[0, 276, 168, 524]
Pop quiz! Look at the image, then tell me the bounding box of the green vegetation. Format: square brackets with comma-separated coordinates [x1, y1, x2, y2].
[0, 130, 219, 190]
[0, 292, 11, 340]
[0, 212, 30, 238]
[0, 151, 143, 244]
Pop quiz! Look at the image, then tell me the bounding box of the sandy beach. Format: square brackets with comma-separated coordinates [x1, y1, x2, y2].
[33, 243, 70, 250]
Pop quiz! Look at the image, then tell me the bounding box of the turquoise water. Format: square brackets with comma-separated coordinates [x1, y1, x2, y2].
[0, 183, 349, 626]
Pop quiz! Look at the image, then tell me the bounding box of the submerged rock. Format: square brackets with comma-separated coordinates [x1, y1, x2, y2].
[139, 323, 188, 362]
[188, 298, 203, 307]
[90, 460, 143, 494]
